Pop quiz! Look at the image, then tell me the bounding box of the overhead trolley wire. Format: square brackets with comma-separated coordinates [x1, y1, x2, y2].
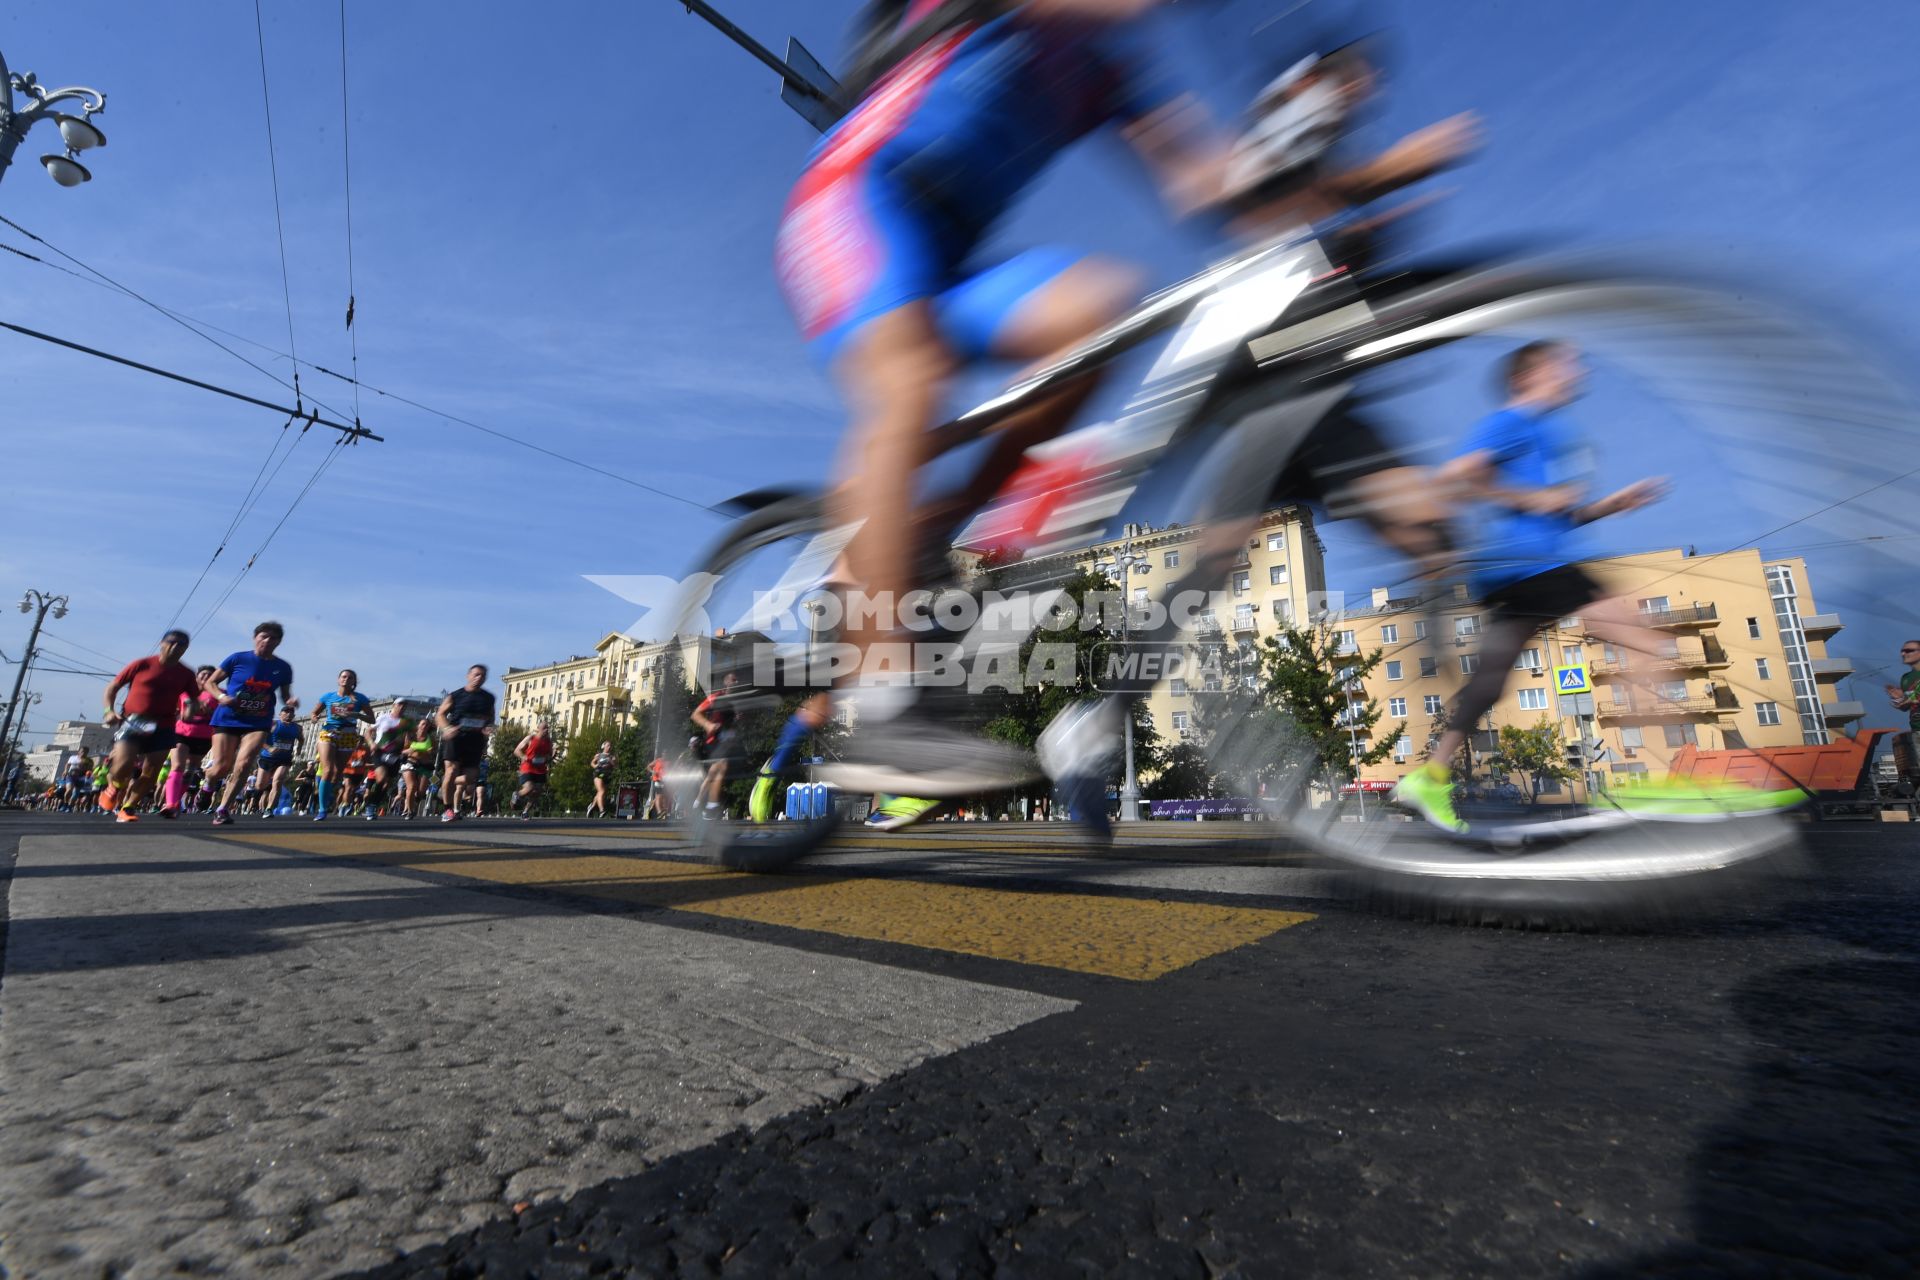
[191, 435, 352, 638]
[252, 0, 306, 413]
[0, 215, 362, 431]
[338, 0, 364, 428]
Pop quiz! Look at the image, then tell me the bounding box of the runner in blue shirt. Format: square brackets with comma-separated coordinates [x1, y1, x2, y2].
[203, 621, 295, 826]
[1395, 342, 1799, 832]
[256, 706, 305, 818]
[310, 669, 375, 821]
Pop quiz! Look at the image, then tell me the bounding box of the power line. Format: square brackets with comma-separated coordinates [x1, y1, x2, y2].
[191, 436, 352, 637]
[2, 227, 722, 517]
[37, 631, 123, 664]
[252, 0, 305, 412]
[0, 216, 356, 426]
[166, 415, 314, 630]
[0, 320, 377, 439]
[338, 0, 363, 428]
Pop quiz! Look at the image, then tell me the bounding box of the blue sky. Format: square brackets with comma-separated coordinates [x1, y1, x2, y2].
[4, 0, 1918, 746]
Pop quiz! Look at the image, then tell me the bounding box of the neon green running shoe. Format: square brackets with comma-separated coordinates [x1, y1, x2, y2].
[864, 794, 943, 832]
[1390, 764, 1468, 834]
[1601, 775, 1808, 822]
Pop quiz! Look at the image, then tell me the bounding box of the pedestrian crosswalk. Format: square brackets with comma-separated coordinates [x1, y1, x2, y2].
[213, 828, 1316, 981]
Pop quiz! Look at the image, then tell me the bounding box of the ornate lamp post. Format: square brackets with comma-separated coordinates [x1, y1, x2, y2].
[1, 589, 68, 772]
[0, 49, 108, 190]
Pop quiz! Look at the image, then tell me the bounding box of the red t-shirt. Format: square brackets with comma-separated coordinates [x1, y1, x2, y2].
[114, 657, 203, 721]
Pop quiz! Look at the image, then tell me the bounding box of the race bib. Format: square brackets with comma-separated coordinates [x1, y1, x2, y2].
[458, 717, 485, 730]
[232, 686, 273, 718]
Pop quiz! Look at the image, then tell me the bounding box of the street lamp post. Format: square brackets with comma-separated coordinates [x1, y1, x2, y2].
[1094, 537, 1145, 823]
[0, 49, 108, 191]
[1, 589, 68, 775]
[2, 690, 43, 802]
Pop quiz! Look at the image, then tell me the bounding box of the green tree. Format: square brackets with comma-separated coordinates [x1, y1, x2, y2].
[485, 720, 526, 814]
[1144, 741, 1218, 800]
[977, 566, 1160, 811]
[1247, 623, 1404, 783]
[1488, 718, 1577, 803]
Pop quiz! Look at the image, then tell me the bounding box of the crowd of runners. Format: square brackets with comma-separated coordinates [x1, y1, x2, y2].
[14, 620, 698, 826]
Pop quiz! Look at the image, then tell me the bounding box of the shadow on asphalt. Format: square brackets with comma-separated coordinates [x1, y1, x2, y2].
[1586, 844, 1920, 1277]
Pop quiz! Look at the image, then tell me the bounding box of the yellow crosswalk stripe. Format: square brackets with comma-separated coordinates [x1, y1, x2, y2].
[215, 832, 1313, 980]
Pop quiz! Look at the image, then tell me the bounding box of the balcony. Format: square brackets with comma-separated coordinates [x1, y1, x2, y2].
[1801, 613, 1843, 637]
[1232, 612, 1259, 634]
[1591, 649, 1708, 676]
[1811, 656, 1854, 681]
[1821, 699, 1866, 724]
[1641, 603, 1719, 629]
[1701, 639, 1732, 668]
[1596, 693, 1718, 720]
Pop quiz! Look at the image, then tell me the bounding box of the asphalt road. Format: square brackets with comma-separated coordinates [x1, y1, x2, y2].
[1, 813, 1914, 1278]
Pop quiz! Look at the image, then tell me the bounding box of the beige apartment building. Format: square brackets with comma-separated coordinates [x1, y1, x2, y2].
[501, 633, 708, 736]
[1338, 547, 1860, 798]
[1003, 505, 1330, 749]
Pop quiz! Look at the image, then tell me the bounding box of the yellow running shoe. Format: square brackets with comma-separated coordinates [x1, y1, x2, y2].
[1390, 763, 1468, 834]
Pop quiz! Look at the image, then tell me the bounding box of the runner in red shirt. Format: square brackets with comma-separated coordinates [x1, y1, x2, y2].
[101, 629, 201, 822]
[512, 721, 555, 820]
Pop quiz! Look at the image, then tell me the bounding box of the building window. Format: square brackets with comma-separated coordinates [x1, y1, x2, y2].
[1269, 564, 1288, 586]
[1424, 695, 1444, 715]
[1558, 616, 1581, 630]
[1271, 599, 1292, 622]
[1335, 630, 1357, 653]
[1460, 654, 1480, 674]
[1133, 585, 1149, 604]
[1170, 678, 1188, 696]
[1562, 644, 1583, 665]
[1393, 735, 1412, 762]
[1538, 775, 1564, 795]
[1164, 550, 1180, 569]
[1657, 680, 1689, 702]
[1756, 701, 1781, 726]
[1455, 615, 1480, 637]
[1420, 657, 1438, 679]
[1638, 596, 1671, 614]
[1747, 616, 1761, 639]
[1385, 660, 1403, 680]
[1414, 621, 1430, 640]
[1620, 726, 1644, 748]
[1663, 723, 1699, 748]
[1233, 571, 1251, 596]
[1514, 648, 1542, 671]
[1380, 624, 1398, 643]
[1266, 531, 1286, 551]
[1755, 657, 1771, 680]
[1171, 710, 1190, 732]
[1388, 697, 1407, 717]
[1517, 688, 1549, 711]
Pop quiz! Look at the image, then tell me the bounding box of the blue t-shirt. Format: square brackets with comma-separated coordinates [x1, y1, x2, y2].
[316, 691, 372, 730]
[210, 650, 294, 729]
[265, 721, 303, 755]
[1459, 407, 1594, 594]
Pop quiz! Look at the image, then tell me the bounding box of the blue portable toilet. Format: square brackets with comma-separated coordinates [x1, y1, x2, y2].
[808, 782, 830, 819]
[785, 782, 804, 821]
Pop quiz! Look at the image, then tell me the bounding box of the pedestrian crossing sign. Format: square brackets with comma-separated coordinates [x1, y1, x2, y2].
[1554, 664, 1591, 694]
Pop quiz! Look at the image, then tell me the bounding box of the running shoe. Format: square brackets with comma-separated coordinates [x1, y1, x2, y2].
[98, 788, 118, 813]
[159, 808, 178, 820]
[1599, 776, 1808, 822]
[819, 705, 1037, 799]
[441, 808, 460, 824]
[115, 809, 140, 824]
[865, 795, 944, 832]
[1391, 764, 1469, 834]
[211, 807, 233, 827]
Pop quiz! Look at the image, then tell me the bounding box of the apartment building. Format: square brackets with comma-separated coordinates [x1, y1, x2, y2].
[500, 633, 709, 736]
[1339, 548, 1859, 797]
[998, 505, 1330, 749]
